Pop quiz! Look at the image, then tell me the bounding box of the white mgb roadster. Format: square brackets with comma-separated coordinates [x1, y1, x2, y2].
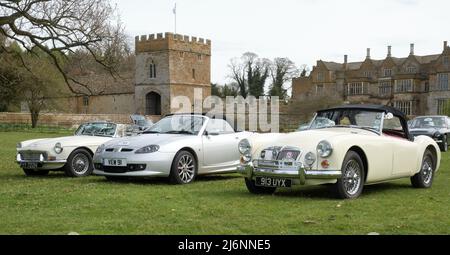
[93, 114, 253, 184]
[237, 105, 441, 199]
[16, 122, 130, 177]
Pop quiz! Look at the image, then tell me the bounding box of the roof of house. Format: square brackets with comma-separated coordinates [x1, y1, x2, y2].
[320, 53, 442, 72]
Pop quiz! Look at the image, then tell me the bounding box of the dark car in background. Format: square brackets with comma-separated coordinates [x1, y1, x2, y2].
[409, 116, 450, 152]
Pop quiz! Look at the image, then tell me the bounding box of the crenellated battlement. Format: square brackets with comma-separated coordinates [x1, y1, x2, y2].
[135, 32, 211, 45]
[135, 32, 211, 55]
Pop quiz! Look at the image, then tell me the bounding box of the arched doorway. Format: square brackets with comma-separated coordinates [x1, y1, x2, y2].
[145, 92, 161, 115]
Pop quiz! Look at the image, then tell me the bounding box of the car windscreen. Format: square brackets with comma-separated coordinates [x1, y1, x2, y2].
[313, 109, 383, 132]
[75, 123, 117, 137]
[411, 117, 446, 129]
[144, 115, 205, 135]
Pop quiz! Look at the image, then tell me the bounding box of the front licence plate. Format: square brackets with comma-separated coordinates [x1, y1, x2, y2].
[20, 162, 38, 169]
[104, 159, 127, 167]
[255, 177, 292, 188]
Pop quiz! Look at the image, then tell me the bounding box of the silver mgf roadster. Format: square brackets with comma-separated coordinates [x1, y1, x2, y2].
[93, 114, 253, 184]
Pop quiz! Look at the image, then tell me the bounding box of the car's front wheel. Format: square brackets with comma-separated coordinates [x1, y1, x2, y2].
[23, 169, 49, 176]
[169, 150, 197, 184]
[64, 149, 94, 177]
[244, 178, 276, 195]
[333, 151, 365, 199]
[411, 150, 435, 188]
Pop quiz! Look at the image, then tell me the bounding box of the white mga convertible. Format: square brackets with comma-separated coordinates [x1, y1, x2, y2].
[237, 105, 442, 199]
[16, 122, 130, 177]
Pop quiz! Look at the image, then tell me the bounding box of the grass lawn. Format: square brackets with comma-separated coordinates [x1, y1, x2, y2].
[0, 131, 449, 235]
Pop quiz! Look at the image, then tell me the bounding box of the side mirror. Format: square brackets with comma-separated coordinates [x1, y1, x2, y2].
[385, 112, 394, 120]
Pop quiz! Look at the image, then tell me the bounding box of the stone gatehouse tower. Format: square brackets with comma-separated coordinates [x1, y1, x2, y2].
[134, 32, 211, 116]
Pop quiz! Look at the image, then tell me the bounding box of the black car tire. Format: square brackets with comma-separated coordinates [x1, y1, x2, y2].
[411, 150, 435, 188]
[333, 151, 365, 199]
[64, 149, 94, 177]
[23, 169, 49, 176]
[244, 178, 276, 195]
[169, 150, 197, 185]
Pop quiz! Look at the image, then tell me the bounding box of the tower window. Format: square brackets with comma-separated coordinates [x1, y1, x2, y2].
[83, 96, 89, 106]
[149, 61, 156, 78]
[192, 69, 196, 79]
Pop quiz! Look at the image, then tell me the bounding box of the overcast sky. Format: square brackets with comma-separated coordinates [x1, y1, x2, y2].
[113, 0, 450, 84]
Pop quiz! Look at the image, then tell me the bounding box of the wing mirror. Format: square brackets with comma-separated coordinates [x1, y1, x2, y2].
[385, 112, 394, 120]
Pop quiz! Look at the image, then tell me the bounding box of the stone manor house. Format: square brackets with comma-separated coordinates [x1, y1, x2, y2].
[292, 41, 450, 116]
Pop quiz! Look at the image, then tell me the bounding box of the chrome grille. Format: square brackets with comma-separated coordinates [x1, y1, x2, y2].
[19, 151, 47, 161]
[260, 146, 301, 161]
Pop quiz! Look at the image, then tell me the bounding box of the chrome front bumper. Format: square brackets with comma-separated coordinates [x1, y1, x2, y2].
[16, 153, 66, 170]
[237, 159, 342, 185]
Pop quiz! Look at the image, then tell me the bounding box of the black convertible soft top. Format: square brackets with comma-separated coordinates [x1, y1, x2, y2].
[319, 104, 406, 120]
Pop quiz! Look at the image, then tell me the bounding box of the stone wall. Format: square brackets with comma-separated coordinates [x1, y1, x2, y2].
[0, 112, 161, 128]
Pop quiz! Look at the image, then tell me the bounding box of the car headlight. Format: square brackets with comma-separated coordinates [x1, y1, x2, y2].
[54, 143, 63, 154]
[135, 145, 160, 154]
[238, 139, 251, 155]
[317, 140, 333, 158]
[304, 152, 316, 166]
[96, 144, 105, 154]
[434, 131, 442, 138]
[16, 143, 22, 149]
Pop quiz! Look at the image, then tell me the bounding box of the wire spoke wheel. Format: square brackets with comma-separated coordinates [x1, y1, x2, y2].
[411, 150, 435, 189]
[343, 159, 362, 196]
[421, 157, 433, 185]
[72, 153, 89, 174]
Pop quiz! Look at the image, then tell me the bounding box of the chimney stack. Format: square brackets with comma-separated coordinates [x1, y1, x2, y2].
[387, 46, 392, 57]
[366, 48, 371, 59]
[445, 41, 448, 50]
[344, 55, 348, 64]
[410, 43, 415, 55]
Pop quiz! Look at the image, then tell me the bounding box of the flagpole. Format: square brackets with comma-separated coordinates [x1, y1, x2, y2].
[173, 3, 177, 34]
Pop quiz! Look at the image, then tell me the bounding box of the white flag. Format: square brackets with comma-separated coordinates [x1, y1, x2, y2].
[173, 3, 176, 14]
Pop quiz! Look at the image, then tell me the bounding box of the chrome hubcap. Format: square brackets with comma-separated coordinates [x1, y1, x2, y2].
[343, 159, 362, 196]
[72, 154, 89, 174]
[422, 157, 433, 184]
[177, 155, 195, 183]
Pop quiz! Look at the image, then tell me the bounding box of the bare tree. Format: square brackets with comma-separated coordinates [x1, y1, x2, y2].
[299, 64, 310, 77]
[228, 57, 248, 97]
[269, 57, 299, 100]
[227, 52, 269, 98]
[0, 0, 125, 95]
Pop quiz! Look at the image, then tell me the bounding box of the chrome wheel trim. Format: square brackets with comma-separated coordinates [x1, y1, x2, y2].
[177, 154, 195, 183]
[343, 159, 362, 196]
[422, 157, 433, 185]
[72, 153, 89, 174]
